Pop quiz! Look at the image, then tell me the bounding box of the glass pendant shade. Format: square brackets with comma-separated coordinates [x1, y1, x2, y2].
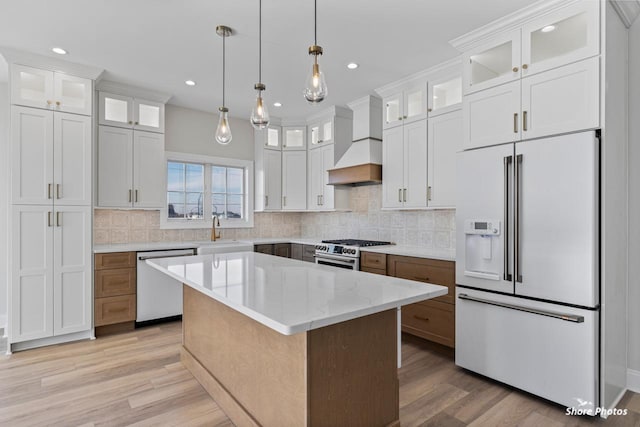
[216, 108, 232, 145]
[251, 88, 270, 129]
[304, 59, 327, 103]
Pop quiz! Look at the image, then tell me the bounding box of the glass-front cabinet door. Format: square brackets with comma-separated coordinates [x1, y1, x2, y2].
[321, 119, 333, 144]
[134, 98, 165, 133]
[309, 119, 332, 147]
[99, 92, 133, 129]
[53, 74, 92, 116]
[402, 84, 428, 124]
[265, 126, 280, 149]
[521, 0, 599, 77]
[283, 126, 306, 150]
[383, 93, 403, 129]
[462, 31, 521, 94]
[429, 75, 462, 117]
[11, 64, 54, 110]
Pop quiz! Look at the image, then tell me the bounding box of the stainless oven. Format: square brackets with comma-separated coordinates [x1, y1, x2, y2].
[314, 252, 359, 270]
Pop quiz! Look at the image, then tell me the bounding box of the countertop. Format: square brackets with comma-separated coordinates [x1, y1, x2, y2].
[146, 252, 448, 335]
[94, 238, 455, 261]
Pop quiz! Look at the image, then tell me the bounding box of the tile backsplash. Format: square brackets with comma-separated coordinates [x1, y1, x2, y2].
[94, 186, 455, 251]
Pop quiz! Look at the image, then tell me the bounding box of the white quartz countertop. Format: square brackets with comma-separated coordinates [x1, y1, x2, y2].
[361, 245, 456, 261]
[146, 252, 448, 335]
[93, 238, 320, 253]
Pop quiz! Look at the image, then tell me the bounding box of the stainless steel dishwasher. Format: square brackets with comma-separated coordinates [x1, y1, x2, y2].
[136, 248, 196, 324]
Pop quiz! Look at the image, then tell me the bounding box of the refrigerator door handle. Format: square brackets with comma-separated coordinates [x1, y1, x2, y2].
[504, 156, 513, 281]
[458, 293, 584, 323]
[515, 154, 523, 283]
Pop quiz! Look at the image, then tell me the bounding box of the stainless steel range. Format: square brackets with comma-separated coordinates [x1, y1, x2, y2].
[314, 239, 393, 270]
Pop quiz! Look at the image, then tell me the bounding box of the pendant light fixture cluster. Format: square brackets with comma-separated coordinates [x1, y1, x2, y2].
[214, 0, 328, 145]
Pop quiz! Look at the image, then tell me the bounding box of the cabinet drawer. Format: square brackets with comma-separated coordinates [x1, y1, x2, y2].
[254, 244, 274, 255]
[387, 256, 454, 304]
[95, 295, 136, 326]
[360, 266, 387, 276]
[95, 268, 136, 298]
[402, 300, 455, 348]
[274, 243, 291, 258]
[361, 252, 386, 271]
[95, 252, 136, 270]
[291, 243, 303, 260]
[303, 244, 316, 258]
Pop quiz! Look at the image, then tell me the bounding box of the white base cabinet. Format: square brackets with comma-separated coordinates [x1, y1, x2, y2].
[11, 205, 92, 343]
[97, 126, 165, 208]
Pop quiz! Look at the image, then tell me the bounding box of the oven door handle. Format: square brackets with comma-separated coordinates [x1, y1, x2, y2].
[314, 254, 357, 264]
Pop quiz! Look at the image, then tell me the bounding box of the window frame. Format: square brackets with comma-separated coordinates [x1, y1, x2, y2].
[160, 151, 254, 229]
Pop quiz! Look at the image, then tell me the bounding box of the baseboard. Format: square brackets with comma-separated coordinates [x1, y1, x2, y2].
[10, 330, 93, 352]
[628, 368, 640, 393]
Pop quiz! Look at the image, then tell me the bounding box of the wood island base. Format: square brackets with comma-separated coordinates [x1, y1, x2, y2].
[181, 285, 400, 427]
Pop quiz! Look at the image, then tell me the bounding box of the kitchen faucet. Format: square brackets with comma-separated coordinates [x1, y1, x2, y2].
[211, 215, 221, 241]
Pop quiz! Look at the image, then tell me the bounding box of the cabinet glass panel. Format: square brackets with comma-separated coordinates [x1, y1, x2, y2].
[59, 79, 87, 110]
[385, 99, 401, 124]
[285, 129, 304, 148]
[266, 128, 279, 147]
[406, 88, 425, 118]
[138, 103, 160, 128]
[530, 12, 588, 66]
[310, 125, 320, 145]
[432, 77, 462, 111]
[322, 121, 332, 142]
[469, 41, 513, 87]
[18, 71, 47, 103]
[104, 97, 129, 124]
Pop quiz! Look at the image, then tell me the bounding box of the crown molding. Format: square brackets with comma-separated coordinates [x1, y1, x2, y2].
[97, 80, 172, 103]
[449, 0, 579, 52]
[305, 105, 352, 124]
[610, 0, 640, 27]
[0, 46, 104, 80]
[374, 56, 461, 98]
[347, 94, 382, 111]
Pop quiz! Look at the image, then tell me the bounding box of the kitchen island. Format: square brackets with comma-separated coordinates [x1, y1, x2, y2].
[147, 252, 447, 427]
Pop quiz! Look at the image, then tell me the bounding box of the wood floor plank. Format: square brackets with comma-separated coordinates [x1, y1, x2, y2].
[0, 321, 638, 426]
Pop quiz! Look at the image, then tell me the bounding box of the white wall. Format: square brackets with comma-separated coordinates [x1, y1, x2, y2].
[165, 104, 254, 161]
[0, 82, 8, 329]
[628, 19, 640, 375]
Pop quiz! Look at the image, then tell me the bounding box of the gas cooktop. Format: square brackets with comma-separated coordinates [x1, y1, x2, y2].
[321, 239, 393, 247]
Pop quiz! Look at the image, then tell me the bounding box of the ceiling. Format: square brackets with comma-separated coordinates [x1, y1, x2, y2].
[0, 0, 532, 120]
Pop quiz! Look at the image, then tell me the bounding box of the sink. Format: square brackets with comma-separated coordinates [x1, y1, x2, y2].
[197, 240, 253, 255]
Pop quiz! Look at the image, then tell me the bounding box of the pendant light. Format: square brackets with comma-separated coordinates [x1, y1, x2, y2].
[250, 0, 270, 129]
[215, 25, 233, 145]
[303, 0, 327, 103]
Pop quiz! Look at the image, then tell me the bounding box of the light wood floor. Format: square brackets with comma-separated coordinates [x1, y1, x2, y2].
[0, 322, 638, 427]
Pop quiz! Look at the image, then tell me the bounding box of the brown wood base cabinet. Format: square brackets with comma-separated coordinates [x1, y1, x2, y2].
[94, 252, 136, 336]
[183, 285, 400, 427]
[387, 255, 456, 348]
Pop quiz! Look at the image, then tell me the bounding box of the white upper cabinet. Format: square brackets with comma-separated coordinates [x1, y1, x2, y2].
[266, 126, 281, 149]
[54, 113, 92, 206]
[97, 126, 164, 208]
[308, 118, 333, 147]
[11, 65, 92, 116]
[521, 0, 599, 78]
[283, 126, 306, 150]
[282, 151, 307, 210]
[383, 83, 428, 129]
[428, 75, 462, 117]
[99, 91, 165, 133]
[462, 1, 599, 95]
[463, 31, 521, 95]
[428, 110, 462, 208]
[307, 144, 340, 210]
[254, 130, 282, 211]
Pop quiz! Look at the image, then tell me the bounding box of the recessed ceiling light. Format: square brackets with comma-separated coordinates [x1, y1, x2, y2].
[541, 25, 556, 33]
[273, 102, 282, 107]
[347, 63, 359, 70]
[185, 80, 196, 86]
[52, 47, 67, 55]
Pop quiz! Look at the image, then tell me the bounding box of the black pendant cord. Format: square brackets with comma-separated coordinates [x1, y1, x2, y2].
[258, 0, 262, 84]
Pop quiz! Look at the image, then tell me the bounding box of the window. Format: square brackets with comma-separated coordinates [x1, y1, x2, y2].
[161, 152, 254, 229]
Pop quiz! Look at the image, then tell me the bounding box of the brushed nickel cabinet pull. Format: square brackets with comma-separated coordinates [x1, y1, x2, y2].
[56, 212, 61, 227]
[55, 101, 61, 107]
[427, 186, 432, 201]
[128, 121, 133, 125]
[135, 190, 138, 203]
[48, 211, 52, 227]
[403, 188, 407, 202]
[56, 184, 61, 199]
[283, 196, 286, 207]
[512, 66, 519, 72]
[522, 64, 528, 70]
[523, 111, 528, 132]
[135, 121, 139, 125]
[265, 195, 268, 207]
[48, 183, 52, 199]
[513, 113, 518, 133]
[128, 190, 132, 203]
[398, 189, 402, 203]
[413, 315, 430, 322]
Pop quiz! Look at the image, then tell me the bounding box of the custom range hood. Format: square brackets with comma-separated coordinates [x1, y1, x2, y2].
[328, 95, 383, 185]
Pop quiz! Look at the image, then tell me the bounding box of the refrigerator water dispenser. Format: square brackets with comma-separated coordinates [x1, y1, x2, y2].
[464, 220, 501, 281]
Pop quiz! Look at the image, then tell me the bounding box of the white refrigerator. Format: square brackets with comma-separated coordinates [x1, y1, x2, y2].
[455, 131, 599, 411]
